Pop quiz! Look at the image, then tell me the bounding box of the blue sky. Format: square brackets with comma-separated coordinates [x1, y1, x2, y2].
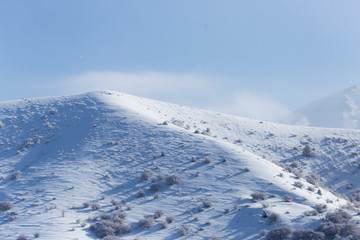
[1, 1, 360, 121]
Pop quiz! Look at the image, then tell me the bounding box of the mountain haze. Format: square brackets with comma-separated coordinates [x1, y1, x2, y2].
[294, 85, 360, 129]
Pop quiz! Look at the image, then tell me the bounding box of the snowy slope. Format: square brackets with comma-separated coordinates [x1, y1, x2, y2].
[0, 91, 359, 240]
[293, 85, 360, 129]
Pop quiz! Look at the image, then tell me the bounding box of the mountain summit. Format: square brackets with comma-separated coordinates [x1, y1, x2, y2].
[294, 85, 360, 129]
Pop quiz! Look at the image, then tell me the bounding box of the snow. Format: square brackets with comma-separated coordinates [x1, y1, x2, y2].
[293, 85, 360, 129]
[0, 91, 359, 239]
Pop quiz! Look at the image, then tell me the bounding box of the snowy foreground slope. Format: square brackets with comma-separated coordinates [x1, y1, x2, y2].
[0, 91, 360, 240]
[294, 85, 360, 129]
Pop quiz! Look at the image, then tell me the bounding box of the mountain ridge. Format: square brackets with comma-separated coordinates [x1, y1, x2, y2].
[0, 91, 359, 239]
[293, 85, 360, 129]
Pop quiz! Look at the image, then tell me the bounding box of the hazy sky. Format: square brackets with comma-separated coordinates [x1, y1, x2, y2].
[1, 1, 360, 121]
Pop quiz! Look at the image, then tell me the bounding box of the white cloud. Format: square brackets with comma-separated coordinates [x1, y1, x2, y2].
[57, 70, 291, 123]
[208, 92, 292, 123]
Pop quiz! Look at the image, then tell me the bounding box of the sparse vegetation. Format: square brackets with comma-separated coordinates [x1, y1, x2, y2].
[154, 209, 164, 219]
[291, 229, 325, 240]
[316, 209, 359, 239]
[0, 201, 13, 212]
[102, 236, 122, 240]
[294, 181, 304, 189]
[283, 195, 293, 202]
[160, 222, 168, 229]
[110, 199, 119, 206]
[137, 189, 146, 198]
[166, 216, 174, 224]
[251, 192, 267, 202]
[268, 213, 281, 225]
[350, 188, 360, 204]
[302, 145, 314, 157]
[83, 201, 91, 208]
[140, 170, 153, 181]
[179, 225, 190, 236]
[165, 174, 181, 185]
[315, 204, 327, 213]
[149, 183, 161, 192]
[138, 216, 154, 229]
[10, 170, 21, 180]
[91, 203, 101, 210]
[16, 235, 28, 240]
[202, 200, 213, 208]
[90, 219, 130, 238]
[203, 157, 212, 164]
[266, 226, 292, 240]
[305, 174, 319, 185]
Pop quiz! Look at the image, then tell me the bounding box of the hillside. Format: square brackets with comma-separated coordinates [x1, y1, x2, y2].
[0, 91, 359, 240]
[294, 85, 360, 129]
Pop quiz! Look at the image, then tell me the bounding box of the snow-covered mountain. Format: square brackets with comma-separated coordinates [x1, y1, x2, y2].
[293, 85, 360, 129]
[0, 91, 360, 240]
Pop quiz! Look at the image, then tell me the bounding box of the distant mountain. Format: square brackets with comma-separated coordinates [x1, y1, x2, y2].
[294, 85, 360, 129]
[0, 91, 359, 239]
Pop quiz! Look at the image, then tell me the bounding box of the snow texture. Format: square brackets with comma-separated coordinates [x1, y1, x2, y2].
[0, 91, 359, 239]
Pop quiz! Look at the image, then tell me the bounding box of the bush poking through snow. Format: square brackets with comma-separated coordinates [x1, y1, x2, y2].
[16, 235, 28, 240]
[149, 183, 161, 192]
[314, 204, 327, 214]
[302, 145, 314, 157]
[0, 201, 13, 212]
[49, 108, 58, 115]
[202, 200, 213, 208]
[166, 216, 174, 224]
[10, 170, 21, 180]
[203, 157, 212, 164]
[154, 209, 164, 219]
[137, 189, 146, 198]
[116, 223, 131, 234]
[283, 195, 293, 202]
[294, 181, 304, 189]
[102, 236, 122, 240]
[90, 220, 116, 237]
[259, 230, 268, 237]
[138, 216, 154, 229]
[325, 210, 352, 224]
[251, 192, 267, 202]
[165, 175, 181, 185]
[266, 226, 292, 240]
[211, 236, 223, 240]
[268, 213, 281, 225]
[16, 233, 28, 240]
[34, 232, 40, 238]
[350, 188, 360, 203]
[91, 203, 101, 210]
[160, 222, 168, 229]
[90, 219, 130, 238]
[140, 170, 153, 181]
[113, 212, 127, 222]
[83, 201, 91, 208]
[99, 213, 111, 220]
[179, 225, 190, 236]
[305, 174, 319, 185]
[291, 229, 325, 240]
[316, 209, 360, 239]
